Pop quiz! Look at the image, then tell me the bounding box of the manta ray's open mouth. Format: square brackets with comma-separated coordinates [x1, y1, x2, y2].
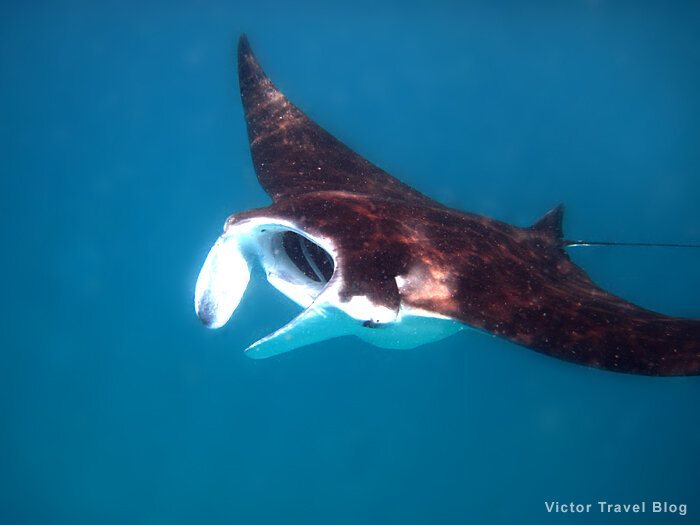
[195, 219, 352, 358]
[194, 220, 337, 331]
[253, 226, 336, 310]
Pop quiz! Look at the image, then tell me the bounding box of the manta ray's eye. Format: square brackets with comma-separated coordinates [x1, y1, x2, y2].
[281, 231, 334, 283]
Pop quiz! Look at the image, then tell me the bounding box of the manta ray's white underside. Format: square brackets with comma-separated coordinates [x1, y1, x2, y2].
[195, 217, 463, 358]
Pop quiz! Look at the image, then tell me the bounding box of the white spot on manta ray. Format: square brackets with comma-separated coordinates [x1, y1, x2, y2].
[395, 264, 454, 305]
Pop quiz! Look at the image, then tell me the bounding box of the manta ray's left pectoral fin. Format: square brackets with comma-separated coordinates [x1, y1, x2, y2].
[244, 297, 359, 359]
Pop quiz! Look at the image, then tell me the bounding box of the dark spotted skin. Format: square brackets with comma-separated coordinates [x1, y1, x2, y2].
[232, 35, 700, 376]
[238, 36, 440, 209]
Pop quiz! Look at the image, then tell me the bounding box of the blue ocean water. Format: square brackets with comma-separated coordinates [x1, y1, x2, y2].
[1, 1, 699, 523]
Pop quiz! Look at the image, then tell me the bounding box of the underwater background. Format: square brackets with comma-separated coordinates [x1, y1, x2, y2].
[2, 1, 699, 523]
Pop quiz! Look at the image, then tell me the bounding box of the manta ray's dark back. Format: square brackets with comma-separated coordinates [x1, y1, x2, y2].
[238, 35, 441, 207]
[231, 35, 700, 376]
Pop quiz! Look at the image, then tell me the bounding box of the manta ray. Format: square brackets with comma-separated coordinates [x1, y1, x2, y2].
[195, 35, 699, 376]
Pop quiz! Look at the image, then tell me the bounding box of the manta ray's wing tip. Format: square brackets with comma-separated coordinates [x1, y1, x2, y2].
[237, 34, 258, 79]
[243, 345, 268, 360]
[238, 34, 251, 59]
[237, 33, 265, 82]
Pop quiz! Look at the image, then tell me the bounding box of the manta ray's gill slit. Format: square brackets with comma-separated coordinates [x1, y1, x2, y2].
[281, 231, 334, 284]
[298, 234, 333, 282]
